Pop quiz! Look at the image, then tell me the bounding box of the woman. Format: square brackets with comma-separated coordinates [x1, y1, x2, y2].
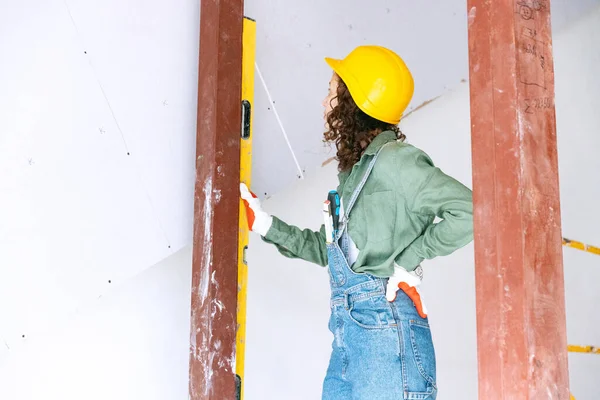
[240, 45, 473, 400]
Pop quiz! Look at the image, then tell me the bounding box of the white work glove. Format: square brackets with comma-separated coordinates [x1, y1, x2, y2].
[240, 183, 273, 236]
[385, 264, 428, 318]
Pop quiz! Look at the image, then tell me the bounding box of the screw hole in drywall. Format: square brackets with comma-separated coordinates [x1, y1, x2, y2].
[22, 335, 25, 338]
[108, 280, 112, 284]
[127, 153, 130, 156]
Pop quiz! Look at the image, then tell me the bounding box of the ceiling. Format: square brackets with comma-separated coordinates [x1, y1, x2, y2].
[245, 0, 600, 198]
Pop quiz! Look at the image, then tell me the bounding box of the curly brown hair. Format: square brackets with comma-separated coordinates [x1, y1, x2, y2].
[323, 75, 406, 172]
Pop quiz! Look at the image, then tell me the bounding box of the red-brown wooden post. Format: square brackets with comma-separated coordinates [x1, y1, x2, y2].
[466, 0, 570, 398]
[190, 0, 244, 398]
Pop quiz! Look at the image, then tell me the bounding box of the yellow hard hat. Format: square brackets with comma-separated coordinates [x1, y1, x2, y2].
[325, 45, 414, 124]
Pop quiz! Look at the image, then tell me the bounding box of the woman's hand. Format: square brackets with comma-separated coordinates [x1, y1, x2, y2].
[240, 183, 273, 236]
[385, 264, 428, 319]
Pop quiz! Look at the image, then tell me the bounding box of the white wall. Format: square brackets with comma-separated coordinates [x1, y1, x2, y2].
[0, 0, 199, 358]
[553, 5, 600, 398]
[245, 7, 600, 400]
[0, 247, 192, 400]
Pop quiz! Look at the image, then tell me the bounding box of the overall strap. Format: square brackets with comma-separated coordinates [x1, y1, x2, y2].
[343, 141, 394, 219]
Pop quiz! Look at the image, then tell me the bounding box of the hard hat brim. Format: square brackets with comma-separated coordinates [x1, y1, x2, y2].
[325, 57, 346, 81]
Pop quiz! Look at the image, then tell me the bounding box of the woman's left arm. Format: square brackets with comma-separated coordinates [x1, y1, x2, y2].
[394, 148, 474, 270]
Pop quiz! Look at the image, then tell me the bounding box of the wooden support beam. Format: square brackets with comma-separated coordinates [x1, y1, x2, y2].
[190, 0, 244, 398]
[466, 1, 570, 398]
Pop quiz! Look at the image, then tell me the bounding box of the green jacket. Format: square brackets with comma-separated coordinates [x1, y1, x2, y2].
[263, 131, 474, 277]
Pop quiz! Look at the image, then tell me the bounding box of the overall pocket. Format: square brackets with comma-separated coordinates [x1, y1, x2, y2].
[364, 190, 396, 243]
[403, 319, 437, 399]
[347, 294, 397, 329]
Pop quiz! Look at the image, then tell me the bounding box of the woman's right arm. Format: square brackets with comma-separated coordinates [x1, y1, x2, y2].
[261, 217, 329, 267]
[241, 183, 328, 267]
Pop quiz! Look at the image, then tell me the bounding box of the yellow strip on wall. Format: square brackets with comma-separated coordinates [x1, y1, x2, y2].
[568, 345, 600, 355]
[563, 237, 600, 256]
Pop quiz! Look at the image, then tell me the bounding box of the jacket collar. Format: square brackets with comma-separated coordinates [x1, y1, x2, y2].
[363, 130, 398, 156]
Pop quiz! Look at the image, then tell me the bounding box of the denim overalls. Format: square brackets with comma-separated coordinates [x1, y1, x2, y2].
[322, 142, 437, 400]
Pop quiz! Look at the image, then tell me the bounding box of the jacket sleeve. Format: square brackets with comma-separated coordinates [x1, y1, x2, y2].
[261, 216, 329, 267]
[394, 148, 474, 270]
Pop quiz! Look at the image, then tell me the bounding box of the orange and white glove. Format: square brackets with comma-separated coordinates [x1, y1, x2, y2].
[385, 264, 428, 319]
[240, 183, 273, 236]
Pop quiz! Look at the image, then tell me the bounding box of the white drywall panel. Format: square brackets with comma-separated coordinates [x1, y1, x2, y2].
[0, 247, 192, 400]
[61, 0, 201, 251]
[0, 0, 199, 354]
